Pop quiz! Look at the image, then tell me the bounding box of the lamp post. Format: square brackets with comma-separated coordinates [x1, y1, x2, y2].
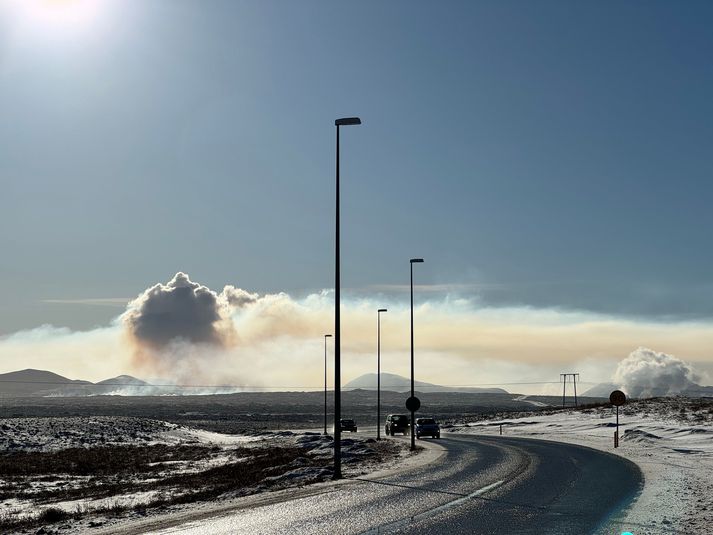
[334, 116, 361, 480]
[323, 334, 332, 435]
[409, 258, 424, 451]
[377, 308, 387, 440]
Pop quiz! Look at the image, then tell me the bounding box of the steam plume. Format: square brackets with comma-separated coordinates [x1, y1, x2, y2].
[122, 273, 257, 378]
[613, 347, 701, 398]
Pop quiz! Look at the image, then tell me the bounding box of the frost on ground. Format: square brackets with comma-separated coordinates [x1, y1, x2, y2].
[0, 417, 259, 452]
[0, 418, 408, 533]
[447, 397, 713, 535]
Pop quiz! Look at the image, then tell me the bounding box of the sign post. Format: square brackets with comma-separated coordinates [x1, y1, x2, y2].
[405, 396, 421, 413]
[405, 396, 421, 440]
[609, 390, 626, 448]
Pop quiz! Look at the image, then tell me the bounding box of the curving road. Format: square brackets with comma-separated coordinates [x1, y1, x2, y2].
[141, 434, 642, 535]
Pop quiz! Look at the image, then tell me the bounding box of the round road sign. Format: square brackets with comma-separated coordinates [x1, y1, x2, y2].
[609, 390, 626, 406]
[405, 396, 421, 412]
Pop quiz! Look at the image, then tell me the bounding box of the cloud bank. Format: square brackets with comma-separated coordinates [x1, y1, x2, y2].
[1, 272, 713, 393]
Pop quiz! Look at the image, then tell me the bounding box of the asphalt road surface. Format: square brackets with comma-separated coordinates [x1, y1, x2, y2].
[147, 434, 642, 535]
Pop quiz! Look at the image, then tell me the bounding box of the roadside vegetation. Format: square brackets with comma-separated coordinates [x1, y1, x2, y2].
[0, 431, 402, 532]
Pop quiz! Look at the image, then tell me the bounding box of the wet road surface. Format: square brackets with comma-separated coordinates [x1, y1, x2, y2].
[150, 434, 642, 534]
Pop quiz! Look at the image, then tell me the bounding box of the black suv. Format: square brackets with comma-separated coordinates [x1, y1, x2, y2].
[415, 417, 441, 439]
[338, 419, 358, 432]
[385, 414, 410, 436]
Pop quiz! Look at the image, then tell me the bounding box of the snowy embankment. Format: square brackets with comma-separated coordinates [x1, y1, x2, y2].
[448, 397, 713, 534]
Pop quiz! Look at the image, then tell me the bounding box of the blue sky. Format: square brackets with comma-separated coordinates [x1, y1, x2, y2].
[2, 0, 713, 337]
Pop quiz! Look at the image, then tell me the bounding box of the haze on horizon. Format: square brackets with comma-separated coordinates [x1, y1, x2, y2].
[1, 1, 713, 393]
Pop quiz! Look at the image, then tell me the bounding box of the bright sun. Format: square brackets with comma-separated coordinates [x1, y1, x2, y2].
[4, 0, 103, 36]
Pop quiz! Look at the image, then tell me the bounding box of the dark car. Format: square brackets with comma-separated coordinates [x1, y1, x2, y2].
[385, 414, 410, 436]
[338, 419, 358, 432]
[415, 417, 440, 439]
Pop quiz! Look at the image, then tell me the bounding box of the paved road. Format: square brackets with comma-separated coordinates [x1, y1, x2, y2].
[147, 434, 642, 535]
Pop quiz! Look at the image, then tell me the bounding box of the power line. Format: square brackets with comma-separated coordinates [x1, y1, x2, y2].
[0, 379, 596, 389]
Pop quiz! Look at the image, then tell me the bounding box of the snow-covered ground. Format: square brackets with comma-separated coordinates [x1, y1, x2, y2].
[448, 397, 713, 534]
[0, 417, 259, 452]
[0, 418, 409, 532]
[511, 395, 548, 407]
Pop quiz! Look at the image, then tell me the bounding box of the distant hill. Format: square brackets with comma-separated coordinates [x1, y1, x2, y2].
[92, 375, 149, 395]
[344, 372, 508, 394]
[0, 369, 148, 397]
[97, 375, 148, 387]
[0, 369, 91, 397]
[580, 383, 619, 398]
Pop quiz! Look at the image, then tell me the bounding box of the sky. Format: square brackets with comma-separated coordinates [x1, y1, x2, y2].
[1, 1, 713, 392]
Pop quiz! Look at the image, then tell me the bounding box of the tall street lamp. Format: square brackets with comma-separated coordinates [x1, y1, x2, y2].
[334, 116, 361, 479]
[377, 308, 387, 440]
[410, 258, 424, 451]
[323, 334, 332, 435]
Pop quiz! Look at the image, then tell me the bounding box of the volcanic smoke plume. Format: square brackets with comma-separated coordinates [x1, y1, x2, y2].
[613, 347, 701, 398]
[122, 272, 256, 376]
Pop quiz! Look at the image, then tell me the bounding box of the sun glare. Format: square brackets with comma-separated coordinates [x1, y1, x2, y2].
[3, 0, 104, 37]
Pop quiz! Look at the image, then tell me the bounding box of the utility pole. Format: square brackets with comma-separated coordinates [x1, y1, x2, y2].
[560, 373, 580, 407]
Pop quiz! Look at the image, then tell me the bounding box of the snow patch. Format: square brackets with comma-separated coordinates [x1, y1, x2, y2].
[451, 398, 713, 533]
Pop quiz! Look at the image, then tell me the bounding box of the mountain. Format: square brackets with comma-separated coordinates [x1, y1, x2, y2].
[97, 375, 148, 386]
[344, 372, 508, 394]
[0, 369, 91, 397]
[580, 383, 619, 398]
[0, 369, 149, 397]
[92, 375, 149, 394]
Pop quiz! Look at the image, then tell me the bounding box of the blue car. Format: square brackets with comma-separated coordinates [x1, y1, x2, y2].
[415, 417, 441, 439]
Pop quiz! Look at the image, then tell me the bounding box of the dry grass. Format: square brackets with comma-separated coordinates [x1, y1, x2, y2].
[0, 444, 220, 476]
[0, 443, 333, 532]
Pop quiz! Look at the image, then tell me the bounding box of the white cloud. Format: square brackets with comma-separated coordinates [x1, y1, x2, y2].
[613, 347, 701, 397]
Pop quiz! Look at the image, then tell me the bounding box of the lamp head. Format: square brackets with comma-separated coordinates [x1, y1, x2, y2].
[335, 117, 361, 126]
[324, 334, 332, 338]
[378, 308, 387, 313]
[410, 258, 424, 263]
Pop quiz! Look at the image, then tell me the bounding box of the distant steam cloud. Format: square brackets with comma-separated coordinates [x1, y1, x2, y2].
[222, 285, 259, 308]
[122, 273, 258, 378]
[613, 347, 701, 398]
[124, 272, 233, 349]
